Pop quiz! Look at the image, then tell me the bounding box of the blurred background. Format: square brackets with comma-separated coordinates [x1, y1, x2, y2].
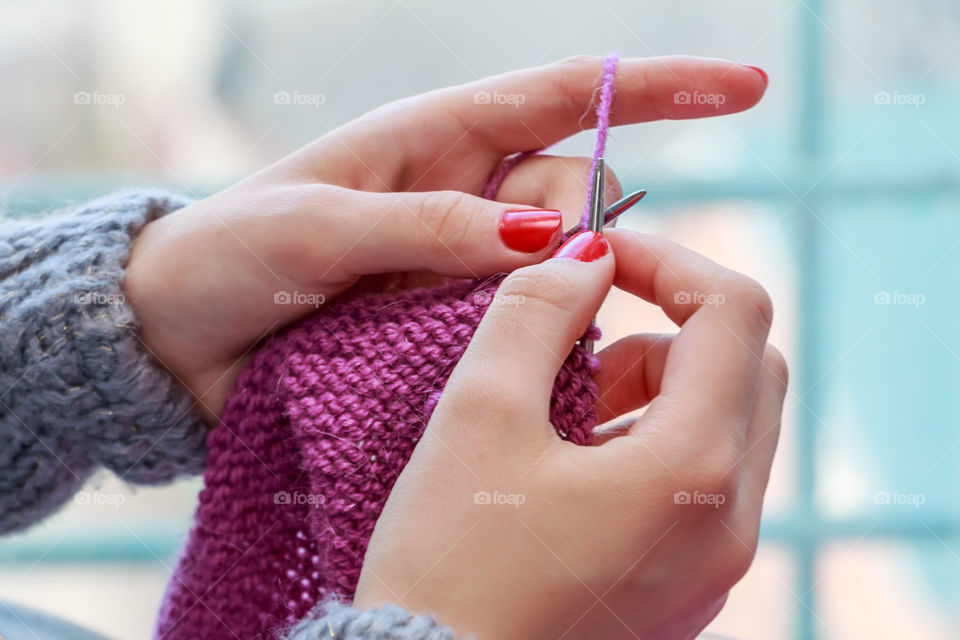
[1, 1, 959, 639]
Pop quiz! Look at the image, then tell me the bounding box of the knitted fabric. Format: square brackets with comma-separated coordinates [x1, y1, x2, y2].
[158, 53, 619, 639]
[0, 192, 208, 535]
[156, 277, 600, 639]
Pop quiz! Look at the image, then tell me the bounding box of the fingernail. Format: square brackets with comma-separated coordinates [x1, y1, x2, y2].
[551, 230, 609, 263]
[744, 65, 769, 88]
[499, 209, 563, 253]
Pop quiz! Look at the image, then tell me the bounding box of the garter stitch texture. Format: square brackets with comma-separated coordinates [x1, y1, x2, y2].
[156, 277, 601, 639]
[158, 53, 620, 639]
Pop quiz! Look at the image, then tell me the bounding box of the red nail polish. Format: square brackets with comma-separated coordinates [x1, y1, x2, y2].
[744, 65, 769, 88]
[551, 230, 609, 263]
[499, 209, 562, 253]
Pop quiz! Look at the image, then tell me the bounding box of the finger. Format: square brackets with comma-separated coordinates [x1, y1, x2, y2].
[283, 184, 566, 282]
[593, 333, 673, 424]
[491, 155, 624, 229]
[739, 345, 788, 507]
[603, 230, 773, 451]
[433, 231, 614, 448]
[459, 55, 767, 154]
[301, 56, 767, 192]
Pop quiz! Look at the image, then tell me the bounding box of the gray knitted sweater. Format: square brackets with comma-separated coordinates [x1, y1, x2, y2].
[0, 192, 456, 640]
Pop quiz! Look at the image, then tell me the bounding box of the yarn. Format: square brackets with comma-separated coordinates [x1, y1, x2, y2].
[157, 55, 620, 640]
[580, 53, 618, 229]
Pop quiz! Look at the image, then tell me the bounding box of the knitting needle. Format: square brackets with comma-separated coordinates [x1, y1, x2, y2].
[581, 158, 606, 355]
[565, 188, 647, 236]
[602, 188, 646, 228]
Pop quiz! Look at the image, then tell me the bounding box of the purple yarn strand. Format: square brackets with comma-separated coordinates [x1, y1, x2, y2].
[579, 53, 620, 230]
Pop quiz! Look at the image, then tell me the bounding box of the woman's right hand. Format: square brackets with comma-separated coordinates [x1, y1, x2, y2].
[354, 228, 787, 640]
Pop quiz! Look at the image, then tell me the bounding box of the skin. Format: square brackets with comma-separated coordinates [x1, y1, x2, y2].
[124, 55, 782, 638]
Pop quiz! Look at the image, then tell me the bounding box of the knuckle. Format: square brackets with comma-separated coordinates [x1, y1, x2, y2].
[715, 537, 756, 586]
[680, 445, 741, 499]
[288, 183, 342, 214]
[549, 55, 606, 120]
[417, 190, 475, 252]
[553, 54, 606, 73]
[763, 344, 789, 388]
[498, 265, 578, 316]
[547, 158, 622, 216]
[721, 272, 774, 331]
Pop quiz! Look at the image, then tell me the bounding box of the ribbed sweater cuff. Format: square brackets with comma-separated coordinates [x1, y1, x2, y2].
[282, 601, 459, 640]
[0, 190, 208, 534]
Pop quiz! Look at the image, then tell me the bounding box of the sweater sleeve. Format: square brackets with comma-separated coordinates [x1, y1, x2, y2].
[0, 190, 209, 535]
[282, 601, 459, 640]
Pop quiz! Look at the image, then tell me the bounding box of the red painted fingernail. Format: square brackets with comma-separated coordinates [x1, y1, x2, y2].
[499, 209, 563, 253]
[744, 65, 769, 88]
[551, 230, 609, 263]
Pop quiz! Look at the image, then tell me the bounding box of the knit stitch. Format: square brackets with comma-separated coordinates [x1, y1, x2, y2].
[156, 277, 600, 639]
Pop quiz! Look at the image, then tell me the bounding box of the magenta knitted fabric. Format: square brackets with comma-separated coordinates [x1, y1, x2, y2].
[156, 55, 619, 640]
[155, 277, 601, 639]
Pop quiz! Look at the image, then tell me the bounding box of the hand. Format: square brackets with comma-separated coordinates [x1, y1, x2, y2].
[353, 229, 787, 640]
[123, 55, 768, 421]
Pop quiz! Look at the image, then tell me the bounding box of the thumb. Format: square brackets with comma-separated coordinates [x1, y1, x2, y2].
[437, 231, 614, 444]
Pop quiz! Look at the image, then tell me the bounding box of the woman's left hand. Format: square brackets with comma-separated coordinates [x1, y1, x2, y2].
[123, 55, 768, 421]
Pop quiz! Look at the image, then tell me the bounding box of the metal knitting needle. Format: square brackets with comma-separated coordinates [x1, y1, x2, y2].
[602, 189, 646, 228]
[581, 158, 606, 355]
[565, 188, 647, 236]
